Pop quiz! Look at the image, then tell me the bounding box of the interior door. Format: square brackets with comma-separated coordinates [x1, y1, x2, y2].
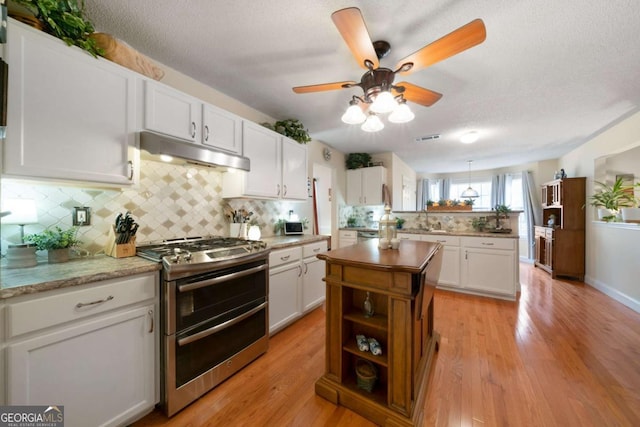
[313, 163, 332, 236]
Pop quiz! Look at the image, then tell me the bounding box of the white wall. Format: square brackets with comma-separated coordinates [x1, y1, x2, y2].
[560, 110, 640, 312]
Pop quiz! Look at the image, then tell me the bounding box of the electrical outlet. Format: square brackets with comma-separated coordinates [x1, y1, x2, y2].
[73, 207, 91, 226]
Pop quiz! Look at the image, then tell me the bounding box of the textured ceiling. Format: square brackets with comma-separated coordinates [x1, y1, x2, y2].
[83, 0, 640, 174]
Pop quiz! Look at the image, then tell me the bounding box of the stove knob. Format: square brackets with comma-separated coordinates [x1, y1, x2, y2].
[173, 248, 182, 263]
[183, 250, 192, 261]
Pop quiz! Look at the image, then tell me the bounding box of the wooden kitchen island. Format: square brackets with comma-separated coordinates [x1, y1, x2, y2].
[315, 239, 443, 427]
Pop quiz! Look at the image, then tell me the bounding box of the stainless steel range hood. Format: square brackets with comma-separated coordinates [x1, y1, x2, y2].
[139, 131, 250, 171]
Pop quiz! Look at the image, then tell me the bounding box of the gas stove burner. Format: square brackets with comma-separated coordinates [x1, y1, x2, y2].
[136, 236, 268, 268]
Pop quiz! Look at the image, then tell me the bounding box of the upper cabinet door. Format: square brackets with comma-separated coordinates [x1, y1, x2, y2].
[242, 121, 281, 198]
[143, 80, 200, 143]
[346, 169, 363, 205]
[4, 19, 136, 185]
[202, 103, 242, 154]
[361, 167, 386, 205]
[281, 137, 308, 200]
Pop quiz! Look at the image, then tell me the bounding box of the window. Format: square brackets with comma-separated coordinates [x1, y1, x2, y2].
[505, 172, 528, 243]
[449, 177, 492, 210]
[427, 179, 441, 203]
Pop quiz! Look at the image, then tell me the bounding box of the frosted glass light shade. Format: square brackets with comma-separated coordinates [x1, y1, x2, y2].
[341, 104, 367, 124]
[388, 103, 415, 123]
[370, 91, 397, 114]
[460, 187, 479, 198]
[361, 114, 384, 132]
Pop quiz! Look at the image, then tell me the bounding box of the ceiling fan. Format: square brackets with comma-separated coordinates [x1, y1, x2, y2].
[292, 7, 486, 129]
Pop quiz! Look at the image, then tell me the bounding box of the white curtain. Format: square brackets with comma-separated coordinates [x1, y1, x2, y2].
[491, 174, 506, 207]
[441, 178, 450, 201]
[522, 170, 541, 259]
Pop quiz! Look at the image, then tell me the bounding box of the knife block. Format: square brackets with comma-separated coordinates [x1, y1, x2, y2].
[105, 225, 137, 258]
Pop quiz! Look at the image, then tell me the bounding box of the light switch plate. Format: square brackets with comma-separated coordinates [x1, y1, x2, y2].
[73, 207, 91, 226]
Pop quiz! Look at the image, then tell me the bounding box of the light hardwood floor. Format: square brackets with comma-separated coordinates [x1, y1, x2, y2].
[134, 263, 640, 426]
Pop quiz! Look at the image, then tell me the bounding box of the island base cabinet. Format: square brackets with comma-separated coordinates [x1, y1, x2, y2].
[7, 305, 156, 427]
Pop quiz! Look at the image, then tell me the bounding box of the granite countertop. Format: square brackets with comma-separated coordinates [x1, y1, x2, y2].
[0, 235, 331, 300]
[399, 228, 519, 239]
[261, 234, 331, 249]
[0, 255, 161, 300]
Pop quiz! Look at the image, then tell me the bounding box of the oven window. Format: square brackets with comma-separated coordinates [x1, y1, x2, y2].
[175, 260, 267, 331]
[175, 307, 266, 388]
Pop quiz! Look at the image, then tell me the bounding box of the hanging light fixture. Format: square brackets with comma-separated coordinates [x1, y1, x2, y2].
[460, 160, 479, 198]
[361, 113, 384, 132]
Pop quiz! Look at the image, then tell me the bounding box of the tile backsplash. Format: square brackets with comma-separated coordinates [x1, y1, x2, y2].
[1, 160, 299, 256]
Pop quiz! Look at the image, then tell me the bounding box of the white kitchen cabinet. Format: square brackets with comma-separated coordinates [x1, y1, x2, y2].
[4, 272, 158, 427]
[0, 301, 5, 406]
[202, 103, 242, 154]
[143, 80, 201, 142]
[269, 247, 303, 334]
[338, 230, 358, 248]
[268, 241, 328, 334]
[346, 166, 387, 206]
[223, 121, 307, 200]
[398, 233, 461, 287]
[301, 241, 328, 312]
[4, 19, 136, 186]
[461, 237, 517, 298]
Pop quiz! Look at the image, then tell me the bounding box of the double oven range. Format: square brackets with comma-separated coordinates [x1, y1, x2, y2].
[137, 236, 270, 416]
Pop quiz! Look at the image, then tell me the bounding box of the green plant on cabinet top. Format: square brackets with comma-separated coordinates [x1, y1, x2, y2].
[12, 0, 104, 57]
[262, 119, 311, 144]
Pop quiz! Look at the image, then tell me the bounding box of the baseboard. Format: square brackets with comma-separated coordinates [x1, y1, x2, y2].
[585, 275, 640, 314]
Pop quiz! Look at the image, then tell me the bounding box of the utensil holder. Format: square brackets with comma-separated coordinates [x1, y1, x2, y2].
[105, 225, 137, 258]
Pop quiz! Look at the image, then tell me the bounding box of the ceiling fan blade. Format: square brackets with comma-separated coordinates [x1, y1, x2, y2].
[331, 7, 379, 70]
[396, 19, 486, 74]
[394, 82, 443, 106]
[292, 81, 357, 94]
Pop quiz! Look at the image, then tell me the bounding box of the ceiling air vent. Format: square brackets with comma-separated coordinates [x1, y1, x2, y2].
[414, 134, 440, 143]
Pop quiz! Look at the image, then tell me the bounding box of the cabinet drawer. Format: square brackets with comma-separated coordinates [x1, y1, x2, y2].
[534, 226, 546, 238]
[397, 233, 421, 241]
[269, 247, 302, 268]
[545, 228, 554, 238]
[303, 241, 328, 258]
[461, 237, 515, 250]
[7, 273, 157, 338]
[339, 230, 357, 239]
[421, 235, 461, 246]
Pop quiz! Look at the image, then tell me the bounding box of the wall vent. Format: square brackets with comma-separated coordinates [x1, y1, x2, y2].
[414, 134, 440, 143]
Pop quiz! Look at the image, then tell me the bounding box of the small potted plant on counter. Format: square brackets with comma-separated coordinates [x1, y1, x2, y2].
[396, 217, 406, 229]
[25, 226, 80, 263]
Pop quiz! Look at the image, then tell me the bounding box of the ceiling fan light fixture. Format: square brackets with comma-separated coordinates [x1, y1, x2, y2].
[461, 131, 479, 144]
[341, 103, 367, 124]
[388, 102, 415, 123]
[361, 114, 384, 132]
[369, 90, 397, 114]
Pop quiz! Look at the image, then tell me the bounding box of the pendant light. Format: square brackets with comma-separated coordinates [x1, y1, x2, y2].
[460, 160, 479, 198]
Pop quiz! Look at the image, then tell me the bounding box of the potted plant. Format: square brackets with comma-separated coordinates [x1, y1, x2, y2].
[25, 226, 80, 263]
[589, 177, 636, 221]
[345, 153, 372, 169]
[396, 217, 406, 229]
[11, 0, 104, 57]
[262, 119, 311, 144]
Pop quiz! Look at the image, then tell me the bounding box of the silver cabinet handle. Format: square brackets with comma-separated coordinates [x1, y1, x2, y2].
[148, 309, 154, 333]
[298, 265, 303, 277]
[281, 255, 290, 261]
[127, 160, 134, 180]
[277, 184, 281, 196]
[437, 239, 446, 243]
[465, 250, 468, 260]
[481, 242, 495, 246]
[191, 121, 196, 138]
[76, 295, 114, 309]
[313, 247, 321, 252]
[204, 125, 210, 141]
[283, 185, 288, 196]
[304, 263, 308, 274]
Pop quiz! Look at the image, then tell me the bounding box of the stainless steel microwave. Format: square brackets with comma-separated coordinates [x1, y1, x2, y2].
[284, 221, 304, 235]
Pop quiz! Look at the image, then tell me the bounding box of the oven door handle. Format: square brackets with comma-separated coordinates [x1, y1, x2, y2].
[177, 302, 267, 347]
[177, 264, 268, 293]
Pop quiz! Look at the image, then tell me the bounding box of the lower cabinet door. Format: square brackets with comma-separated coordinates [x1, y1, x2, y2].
[302, 257, 326, 312]
[462, 247, 516, 296]
[7, 305, 156, 427]
[268, 263, 302, 334]
[438, 246, 461, 287]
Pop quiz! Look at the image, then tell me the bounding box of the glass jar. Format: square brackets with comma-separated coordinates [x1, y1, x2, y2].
[378, 205, 396, 249]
